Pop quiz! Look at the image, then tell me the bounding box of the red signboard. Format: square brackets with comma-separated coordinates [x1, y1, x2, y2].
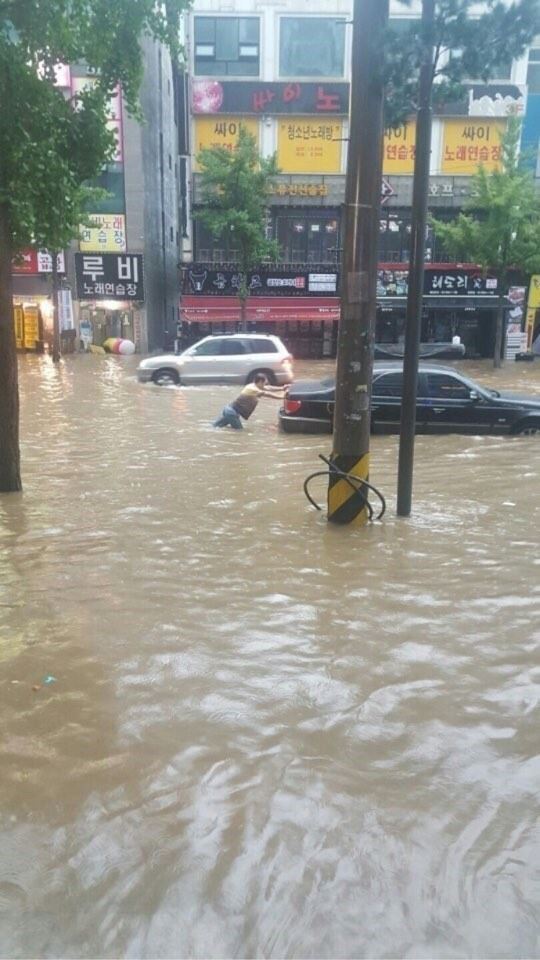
[181, 295, 340, 324]
[12, 250, 66, 275]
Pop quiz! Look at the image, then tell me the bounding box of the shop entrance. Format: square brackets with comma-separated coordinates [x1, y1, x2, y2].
[80, 304, 135, 348]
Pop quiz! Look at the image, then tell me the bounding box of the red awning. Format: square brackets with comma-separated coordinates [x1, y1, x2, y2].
[181, 295, 340, 323]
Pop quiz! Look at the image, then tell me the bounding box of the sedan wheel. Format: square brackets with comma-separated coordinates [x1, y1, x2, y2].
[152, 368, 180, 386]
[516, 422, 540, 436]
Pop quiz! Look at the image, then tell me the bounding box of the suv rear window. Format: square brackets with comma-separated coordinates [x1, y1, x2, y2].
[246, 338, 278, 354]
[191, 339, 223, 356]
[220, 339, 248, 355]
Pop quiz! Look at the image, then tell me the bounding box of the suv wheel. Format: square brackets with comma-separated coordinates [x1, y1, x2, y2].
[152, 367, 180, 386]
[247, 368, 276, 385]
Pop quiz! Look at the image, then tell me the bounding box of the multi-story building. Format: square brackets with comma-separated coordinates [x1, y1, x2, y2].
[12, 36, 181, 355]
[179, 0, 538, 359]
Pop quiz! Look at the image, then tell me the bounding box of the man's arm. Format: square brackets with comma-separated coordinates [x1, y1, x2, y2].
[261, 386, 288, 400]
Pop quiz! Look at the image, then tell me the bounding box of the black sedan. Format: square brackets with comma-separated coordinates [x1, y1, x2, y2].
[279, 363, 540, 436]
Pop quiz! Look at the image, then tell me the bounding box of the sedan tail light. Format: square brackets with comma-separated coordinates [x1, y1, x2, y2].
[285, 398, 302, 414]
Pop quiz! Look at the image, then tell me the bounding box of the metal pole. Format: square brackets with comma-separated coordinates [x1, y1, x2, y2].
[396, 0, 435, 517]
[51, 251, 61, 363]
[328, 0, 389, 526]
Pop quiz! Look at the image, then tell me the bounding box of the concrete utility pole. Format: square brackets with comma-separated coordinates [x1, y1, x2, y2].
[328, 0, 389, 526]
[396, 0, 435, 517]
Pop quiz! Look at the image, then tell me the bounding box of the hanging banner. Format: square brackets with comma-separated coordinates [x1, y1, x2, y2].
[382, 120, 416, 175]
[441, 119, 506, 174]
[79, 214, 127, 252]
[58, 289, 74, 330]
[193, 117, 259, 171]
[277, 119, 342, 174]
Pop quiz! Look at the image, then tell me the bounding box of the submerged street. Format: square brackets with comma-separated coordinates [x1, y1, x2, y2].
[1, 355, 539, 958]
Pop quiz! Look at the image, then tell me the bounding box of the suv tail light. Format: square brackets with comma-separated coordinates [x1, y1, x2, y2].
[285, 398, 302, 414]
[280, 355, 293, 365]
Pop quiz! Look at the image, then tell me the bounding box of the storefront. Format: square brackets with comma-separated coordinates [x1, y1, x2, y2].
[180, 263, 511, 359]
[74, 252, 145, 350]
[12, 251, 71, 353]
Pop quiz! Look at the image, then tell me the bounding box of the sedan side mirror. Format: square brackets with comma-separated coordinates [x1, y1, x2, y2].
[469, 390, 479, 402]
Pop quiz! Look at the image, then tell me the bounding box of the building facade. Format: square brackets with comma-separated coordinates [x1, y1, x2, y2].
[12, 37, 181, 355]
[179, 0, 538, 359]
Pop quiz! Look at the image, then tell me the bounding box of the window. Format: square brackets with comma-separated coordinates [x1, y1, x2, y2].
[427, 374, 469, 400]
[527, 44, 540, 94]
[194, 17, 260, 76]
[247, 338, 278, 354]
[276, 211, 340, 263]
[374, 372, 403, 397]
[388, 18, 420, 36]
[378, 211, 411, 263]
[191, 339, 223, 356]
[220, 339, 247, 355]
[279, 17, 346, 78]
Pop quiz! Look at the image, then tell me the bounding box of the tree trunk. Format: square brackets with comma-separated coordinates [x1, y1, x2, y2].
[0, 202, 22, 492]
[494, 290, 505, 369]
[51, 252, 61, 363]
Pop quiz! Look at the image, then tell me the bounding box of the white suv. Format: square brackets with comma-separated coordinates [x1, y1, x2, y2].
[137, 334, 293, 386]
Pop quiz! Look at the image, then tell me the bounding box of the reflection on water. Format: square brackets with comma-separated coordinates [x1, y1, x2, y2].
[1, 354, 539, 959]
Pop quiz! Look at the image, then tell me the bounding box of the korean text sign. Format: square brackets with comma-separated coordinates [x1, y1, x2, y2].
[191, 80, 349, 116]
[75, 254, 144, 301]
[382, 120, 416, 175]
[441, 120, 506, 174]
[277, 119, 342, 174]
[79, 214, 127, 253]
[193, 117, 259, 171]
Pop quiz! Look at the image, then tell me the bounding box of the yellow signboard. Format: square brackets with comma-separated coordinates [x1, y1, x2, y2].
[277, 119, 342, 174]
[23, 306, 40, 350]
[383, 120, 416, 175]
[527, 275, 540, 310]
[80, 214, 127, 252]
[526, 275, 540, 347]
[14, 305, 24, 350]
[441, 119, 506, 174]
[193, 117, 259, 171]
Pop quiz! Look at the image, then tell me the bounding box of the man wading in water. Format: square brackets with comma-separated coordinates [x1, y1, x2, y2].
[213, 374, 285, 429]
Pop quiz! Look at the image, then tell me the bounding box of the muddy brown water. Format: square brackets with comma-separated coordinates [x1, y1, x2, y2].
[1, 355, 539, 959]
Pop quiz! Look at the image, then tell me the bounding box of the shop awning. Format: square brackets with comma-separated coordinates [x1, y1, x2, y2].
[181, 295, 340, 323]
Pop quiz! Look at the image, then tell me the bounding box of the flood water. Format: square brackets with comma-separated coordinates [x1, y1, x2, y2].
[1, 354, 539, 959]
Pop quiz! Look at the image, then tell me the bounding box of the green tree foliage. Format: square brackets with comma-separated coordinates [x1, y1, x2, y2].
[0, 0, 190, 492]
[431, 119, 540, 367]
[384, 0, 540, 126]
[196, 127, 280, 329]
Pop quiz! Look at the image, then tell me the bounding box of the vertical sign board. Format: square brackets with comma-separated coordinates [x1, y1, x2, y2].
[526, 275, 540, 347]
[71, 77, 123, 162]
[75, 253, 145, 301]
[58, 289, 74, 330]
